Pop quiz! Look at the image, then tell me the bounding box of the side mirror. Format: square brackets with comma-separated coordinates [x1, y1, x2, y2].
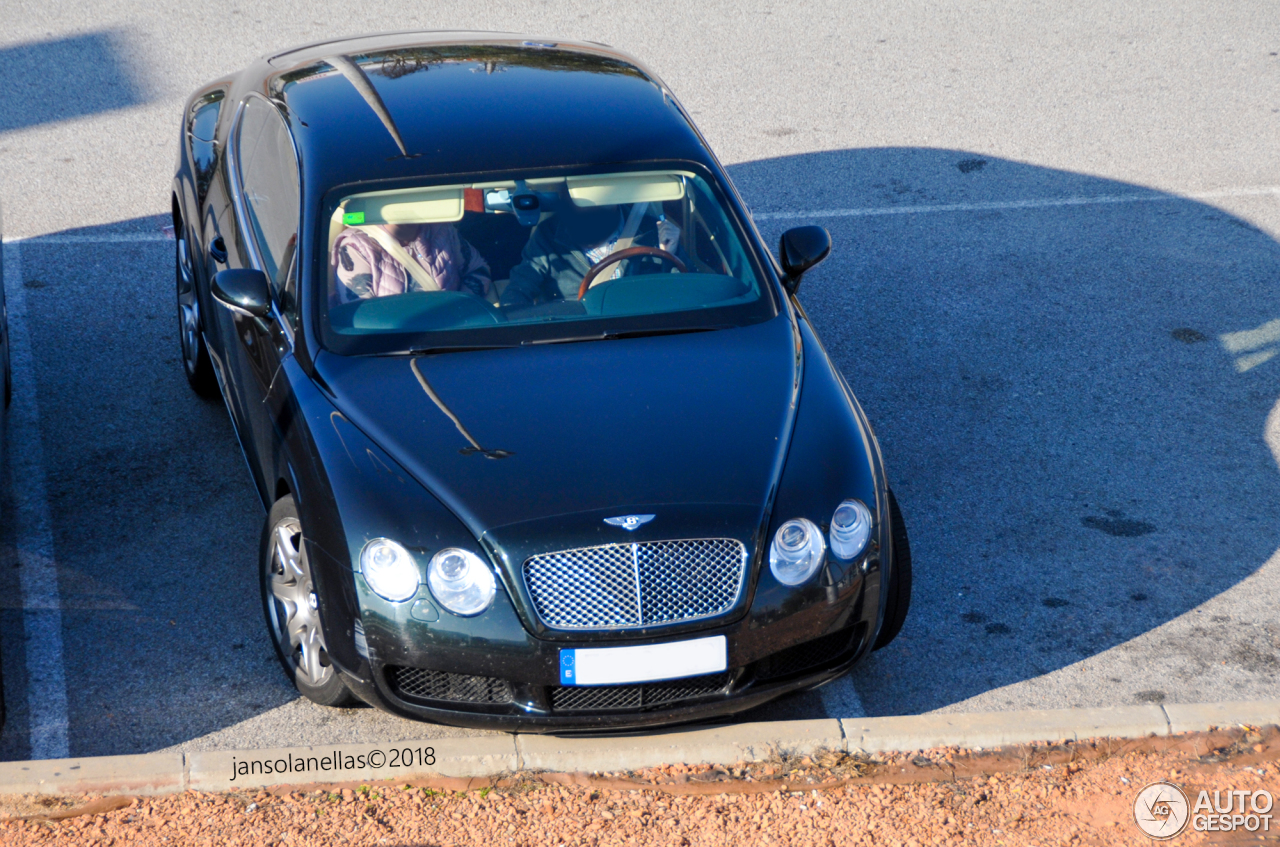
[212, 269, 272, 319]
[779, 226, 832, 293]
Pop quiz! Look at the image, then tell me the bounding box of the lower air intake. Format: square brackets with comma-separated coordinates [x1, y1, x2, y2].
[753, 627, 859, 681]
[550, 672, 731, 713]
[387, 666, 513, 705]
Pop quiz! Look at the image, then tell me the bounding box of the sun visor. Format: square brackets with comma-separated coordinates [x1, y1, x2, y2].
[341, 188, 466, 226]
[567, 174, 685, 208]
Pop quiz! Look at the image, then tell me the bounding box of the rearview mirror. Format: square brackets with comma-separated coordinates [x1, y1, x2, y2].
[779, 226, 832, 293]
[212, 269, 272, 319]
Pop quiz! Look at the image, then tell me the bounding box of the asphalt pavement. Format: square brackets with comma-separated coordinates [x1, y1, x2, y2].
[1, 1, 1279, 760]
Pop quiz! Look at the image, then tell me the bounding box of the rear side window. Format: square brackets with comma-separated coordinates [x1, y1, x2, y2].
[187, 92, 223, 199]
[189, 93, 221, 142]
[235, 97, 300, 315]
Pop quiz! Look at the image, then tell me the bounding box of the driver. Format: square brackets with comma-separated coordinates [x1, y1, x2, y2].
[501, 200, 679, 307]
[332, 221, 491, 304]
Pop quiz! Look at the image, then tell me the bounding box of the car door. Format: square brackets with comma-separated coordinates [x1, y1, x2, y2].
[224, 94, 302, 499]
[197, 111, 261, 488]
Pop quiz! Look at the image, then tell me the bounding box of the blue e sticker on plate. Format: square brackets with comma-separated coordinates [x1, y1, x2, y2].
[559, 650, 576, 684]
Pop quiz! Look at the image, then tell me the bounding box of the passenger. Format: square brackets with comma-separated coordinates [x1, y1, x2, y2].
[332, 222, 491, 303]
[501, 201, 679, 307]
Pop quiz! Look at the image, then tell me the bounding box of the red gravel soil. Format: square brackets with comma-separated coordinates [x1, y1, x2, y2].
[1, 725, 1277, 846]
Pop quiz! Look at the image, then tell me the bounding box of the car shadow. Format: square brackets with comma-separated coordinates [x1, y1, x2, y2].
[733, 148, 1280, 719]
[0, 31, 150, 133]
[0, 216, 294, 763]
[4, 150, 1280, 758]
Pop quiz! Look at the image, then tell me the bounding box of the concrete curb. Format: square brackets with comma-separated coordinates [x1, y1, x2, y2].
[842, 705, 1171, 752]
[1, 699, 1276, 796]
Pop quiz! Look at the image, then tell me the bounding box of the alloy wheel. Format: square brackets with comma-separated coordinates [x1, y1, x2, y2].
[265, 517, 334, 688]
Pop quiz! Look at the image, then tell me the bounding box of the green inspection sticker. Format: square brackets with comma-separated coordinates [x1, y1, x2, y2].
[342, 211, 365, 225]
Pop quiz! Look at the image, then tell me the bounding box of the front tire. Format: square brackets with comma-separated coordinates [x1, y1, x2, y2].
[872, 489, 912, 650]
[176, 232, 217, 397]
[260, 495, 357, 707]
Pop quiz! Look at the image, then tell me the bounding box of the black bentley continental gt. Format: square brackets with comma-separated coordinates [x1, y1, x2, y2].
[171, 32, 911, 730]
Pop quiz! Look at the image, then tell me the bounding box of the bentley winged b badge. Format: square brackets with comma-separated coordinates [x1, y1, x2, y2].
[604, 514, 655, 531]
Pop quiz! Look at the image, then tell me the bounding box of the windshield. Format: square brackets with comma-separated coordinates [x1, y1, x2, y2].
[318, 166, 776, 354]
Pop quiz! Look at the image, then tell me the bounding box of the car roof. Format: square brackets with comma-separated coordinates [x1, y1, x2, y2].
[247, 32, 716, 197]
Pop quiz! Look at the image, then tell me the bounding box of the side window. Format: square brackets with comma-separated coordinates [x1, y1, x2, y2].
[235, 97, 300, 319]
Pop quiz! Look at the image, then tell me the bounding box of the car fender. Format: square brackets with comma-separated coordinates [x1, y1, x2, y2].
[754, 305, 887, 656]
[279, 357, 507, 679]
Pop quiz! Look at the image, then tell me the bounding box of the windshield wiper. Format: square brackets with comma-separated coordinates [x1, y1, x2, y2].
[398, 343, 517, 356]
[521, 325, 732, 346]
[379, 326, 731, 355]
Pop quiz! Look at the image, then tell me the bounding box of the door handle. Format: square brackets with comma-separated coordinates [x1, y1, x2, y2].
[210, 237, 228, 264]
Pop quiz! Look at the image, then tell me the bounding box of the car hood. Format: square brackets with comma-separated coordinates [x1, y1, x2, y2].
[314, 314, 800, 552]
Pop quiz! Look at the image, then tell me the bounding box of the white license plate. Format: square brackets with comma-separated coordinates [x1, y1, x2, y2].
[559, 635, 727, 686]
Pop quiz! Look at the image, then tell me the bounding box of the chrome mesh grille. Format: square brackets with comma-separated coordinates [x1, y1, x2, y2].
[523, 539, 746, 629]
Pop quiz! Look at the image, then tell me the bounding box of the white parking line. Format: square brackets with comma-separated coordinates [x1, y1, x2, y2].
[0, 184, 1276, 245]
[2, 242, 70, 759]
[752, 185, 1280, 220]
[6, 233, 170, 244]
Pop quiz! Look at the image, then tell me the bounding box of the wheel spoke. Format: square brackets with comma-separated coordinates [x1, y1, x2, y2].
[273, 525, 304, 581]
[177, 238, 192, 283]
[286, 607, 307, 648]
[270, 574, 296, 602]
[274, 597, 301, 642]
[300, 626, 325, 684]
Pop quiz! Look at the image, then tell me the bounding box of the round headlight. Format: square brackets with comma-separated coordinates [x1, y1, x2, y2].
[830, 499, 873, 559]
[769, 518, 826, 586]
[427, 548, 496, 616]
[359, 539, 420, 602]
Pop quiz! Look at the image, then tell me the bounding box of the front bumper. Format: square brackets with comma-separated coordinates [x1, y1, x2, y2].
[342, 563, 880, 732]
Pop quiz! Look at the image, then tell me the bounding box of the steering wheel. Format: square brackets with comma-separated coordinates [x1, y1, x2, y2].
[577, 246, 688, 300]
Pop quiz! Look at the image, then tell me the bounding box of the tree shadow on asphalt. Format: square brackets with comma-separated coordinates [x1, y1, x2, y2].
[4, 149, 1280, 757]
[0, 31, 150, 133]
[735, 148, 1280, 720]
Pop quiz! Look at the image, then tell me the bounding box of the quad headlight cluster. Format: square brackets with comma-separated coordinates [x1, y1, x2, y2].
[359, 539, 495, 616]
[768, 499, 873, 586]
